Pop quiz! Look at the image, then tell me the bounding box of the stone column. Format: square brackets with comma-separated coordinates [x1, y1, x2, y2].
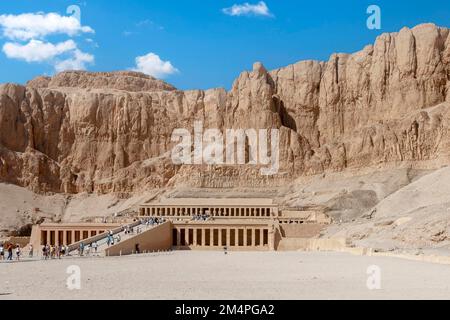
[55, 230, 60, 246]
[226, 229, 231, 247]
[269, 228, 275, 251]
[63, 230, 67, 246]
[251, 228, 256, 247]
[210, 229, 214, 246]
[176, 229, 181, 246]
[185, 229, 189, 246]
[201, 229, 206, 246]
[218, 229, 222, 247]
[46, 230, 50, 245]
[244, 228, 248, 247]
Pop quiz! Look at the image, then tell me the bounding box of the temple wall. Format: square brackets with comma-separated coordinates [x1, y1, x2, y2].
[280, 224, 325, 238]
[105, 222, 172, 256]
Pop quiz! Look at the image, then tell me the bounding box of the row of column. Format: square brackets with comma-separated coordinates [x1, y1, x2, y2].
[141, 206, 272, 217]
[172, 227, 270, 248]
[41, 229, 107, 246]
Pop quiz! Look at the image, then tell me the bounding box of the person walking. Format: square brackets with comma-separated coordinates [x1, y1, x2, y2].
[28, 244, 33, 258]
[15, 245, 21, 261]
[45, 244, 50, 259]
[79, 242, 84, 256]
[0, 243, 4, 261]
[7, 244, 13, 261]
[56, 244, 61, 259]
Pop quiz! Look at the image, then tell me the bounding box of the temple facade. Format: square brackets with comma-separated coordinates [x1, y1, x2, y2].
[30, 223, 121, 247]
[29, 198, 331, 255]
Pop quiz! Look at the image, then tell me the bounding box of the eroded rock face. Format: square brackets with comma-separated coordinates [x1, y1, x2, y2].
[1, 23, 450, 195]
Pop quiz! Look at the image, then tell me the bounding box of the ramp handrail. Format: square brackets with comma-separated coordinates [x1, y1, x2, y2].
[67, 220, 143, 253]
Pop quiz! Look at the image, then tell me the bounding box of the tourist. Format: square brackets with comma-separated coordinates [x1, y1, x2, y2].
[50, 245, 55, 259]
[93, 241, 98, 254]
[28, 244, 33, 258]
[0, 243, 4, 261]
[15, 245, 21, 261]
[7, 244, 13, 261]
[79, 242, 84, 256]
[57, 244, 62, 259]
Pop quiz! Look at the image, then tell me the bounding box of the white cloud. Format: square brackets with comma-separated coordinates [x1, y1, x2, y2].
[0, 11, 95, 73]
[0, 12, 94, 41]
[132, 52, 178, 78]
[55, 49, 94, 72]
[3, 39, 76, 62]
[222, 1, 273, 17]
[2, 39, 93, 71]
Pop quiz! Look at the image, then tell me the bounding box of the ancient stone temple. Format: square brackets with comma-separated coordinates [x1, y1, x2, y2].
[140, 198, 279, 250]
[29, 198, 331, 255]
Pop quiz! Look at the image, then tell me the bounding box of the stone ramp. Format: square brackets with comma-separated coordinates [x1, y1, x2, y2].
[67, 220, 144, 254]
[94, 223, 156, 255]
[105, 221, 172, 256]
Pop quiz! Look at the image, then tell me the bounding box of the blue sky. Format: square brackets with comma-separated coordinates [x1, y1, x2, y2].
[0, 0, 449, 90]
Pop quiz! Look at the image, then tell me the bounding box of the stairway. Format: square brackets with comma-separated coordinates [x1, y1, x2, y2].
[67, 220, 158, 256]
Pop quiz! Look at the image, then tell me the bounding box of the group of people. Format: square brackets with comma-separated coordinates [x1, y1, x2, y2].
[191, 214, 211, 221]
[42, 244, 68, 259]
[78, 241, 99, 256]
[0, 243, 22, 261]
[144, 217, 166, 227]
[106, 230, 119, 247]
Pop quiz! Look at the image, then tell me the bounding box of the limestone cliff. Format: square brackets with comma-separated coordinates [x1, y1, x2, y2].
[1, 23, 449, 195]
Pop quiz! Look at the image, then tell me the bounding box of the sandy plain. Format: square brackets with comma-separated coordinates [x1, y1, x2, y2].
[1, 251, 450, 300]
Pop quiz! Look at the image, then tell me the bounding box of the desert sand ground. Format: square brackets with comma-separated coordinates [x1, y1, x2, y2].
[1, 251, 450, 300]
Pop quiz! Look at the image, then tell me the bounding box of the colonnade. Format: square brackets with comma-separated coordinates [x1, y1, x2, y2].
[172, 226, 270, 248]
[40, 229, 108, 246]
[140, 206, 274, 217]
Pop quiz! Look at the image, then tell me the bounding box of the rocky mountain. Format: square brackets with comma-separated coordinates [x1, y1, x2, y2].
[0, 23, 449, 198]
